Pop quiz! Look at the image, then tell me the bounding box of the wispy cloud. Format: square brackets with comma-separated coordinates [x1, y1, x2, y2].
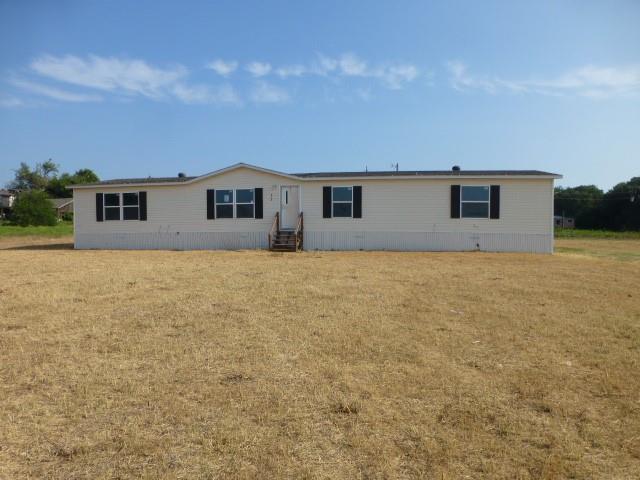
[447, 61, 640, 98]
[31, 54, 187, 99]
[10, 78, 102, 102]
[13, 54, 240, 105]
[250, 81, 289, 104]
[172, 83, 240, 105]
[247, 53, 421, 91]
[275, 64, 307, 78]
[338, 53, 368, 76]
[5, 52, 425, 108]
[206, 59, 238, 77]
[245, 61, 272, 77]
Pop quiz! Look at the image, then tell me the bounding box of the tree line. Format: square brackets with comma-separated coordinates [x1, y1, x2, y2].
[554, 176, 640, 231]
[3, 160, 99, 226]
[7, 160, 99, 198]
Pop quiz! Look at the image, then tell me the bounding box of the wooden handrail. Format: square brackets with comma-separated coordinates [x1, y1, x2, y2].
[268, 212, 279, 249]
[294, 212, 303, 251]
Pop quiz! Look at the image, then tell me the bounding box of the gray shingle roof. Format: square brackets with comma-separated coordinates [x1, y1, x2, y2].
[72, 167, 560, 187]
[76, 176, 198, 187]
[49, 198, 74, 208]
[294, 170, 557, 178]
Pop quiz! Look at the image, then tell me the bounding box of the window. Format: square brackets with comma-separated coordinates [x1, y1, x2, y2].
[104, 193, 120, 221]
[332, 186, 352, 217]
[216, 189, 234, 218]
[122, 192, 139, 220]
[236, 189, 254, 218]
[461, 186, 489, 218]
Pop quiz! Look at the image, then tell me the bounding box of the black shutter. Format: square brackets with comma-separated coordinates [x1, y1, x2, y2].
[138, 191, 147, 221]
[96, 193, 103, 222]
[353, 186, 362, 218]
[254, 188, 263, 219]
[490, 185, 500, 219]
[451, 185, 461, 218]
[207, 189, 215, 219]
[323, 186, 332, 218]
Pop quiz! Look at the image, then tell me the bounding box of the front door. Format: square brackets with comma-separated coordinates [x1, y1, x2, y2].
[280, 185, 300, 230]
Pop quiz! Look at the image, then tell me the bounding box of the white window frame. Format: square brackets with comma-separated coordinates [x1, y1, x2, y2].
[332, 186, 354, 218]
[103, 192, 141, 221]
[235, 188, 255, 219]
[215, 188, 235, 219]
[215, 188, 256, 219]
[104, 193, 121, 221]
[460, 185, 490, 219]
[122, 192, 140, 221]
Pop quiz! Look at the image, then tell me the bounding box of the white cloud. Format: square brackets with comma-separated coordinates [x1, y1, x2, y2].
[10, 78, 102, 102]
[172, 83, 241, 105]
[250, 81, 289, 104]
[315, 53, 420, 89]
[447, 61, 640, 98]
[22, 54, 241, 105]
[313, 54, 338, 76]
[275, 64, 307, 78]
[207, 59, 238, 77]
[31, 54, 187, 99]
[338, 53, 368, 76]
[242, 53, 420, 90]
[10, 52, 425, 108]
[245, 61, 272, 77]
[378, 64, 419, 90]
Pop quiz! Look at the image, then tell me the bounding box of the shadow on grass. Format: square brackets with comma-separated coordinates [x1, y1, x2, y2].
[5, 242, 74, 251]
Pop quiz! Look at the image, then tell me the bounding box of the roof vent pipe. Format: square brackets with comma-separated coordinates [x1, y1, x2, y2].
[178, 172, 186, 178]
[452, 165, 461, 172]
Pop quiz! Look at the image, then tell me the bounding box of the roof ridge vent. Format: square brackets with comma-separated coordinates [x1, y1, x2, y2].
[452, 165, 461, 172]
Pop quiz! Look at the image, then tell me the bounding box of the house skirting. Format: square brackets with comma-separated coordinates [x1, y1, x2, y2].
[75, 231, 553, 253]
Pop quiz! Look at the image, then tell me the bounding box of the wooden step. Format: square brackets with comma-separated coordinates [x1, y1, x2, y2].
[270, 229, 299, 252]
[271, 246, 297, 252]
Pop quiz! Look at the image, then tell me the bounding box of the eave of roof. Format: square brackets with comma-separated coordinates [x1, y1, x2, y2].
[69, 162, 562, 189]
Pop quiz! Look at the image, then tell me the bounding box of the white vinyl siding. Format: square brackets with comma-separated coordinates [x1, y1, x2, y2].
[73, 166, 555, 252]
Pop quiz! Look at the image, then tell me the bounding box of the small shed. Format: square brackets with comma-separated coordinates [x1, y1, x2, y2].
[554, 215, 575, 228]
[50, 198, 74, 218]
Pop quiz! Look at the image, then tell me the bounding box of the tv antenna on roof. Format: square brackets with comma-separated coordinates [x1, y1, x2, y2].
[390, 162, 399, 172]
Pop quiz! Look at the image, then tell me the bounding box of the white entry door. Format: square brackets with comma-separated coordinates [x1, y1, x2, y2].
[280, 185, 300, 229]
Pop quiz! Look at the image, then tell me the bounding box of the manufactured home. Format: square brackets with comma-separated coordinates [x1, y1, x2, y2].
[70, 163, 561, 253]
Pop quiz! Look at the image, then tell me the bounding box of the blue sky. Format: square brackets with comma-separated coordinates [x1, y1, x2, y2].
[1, 1, 639, 190]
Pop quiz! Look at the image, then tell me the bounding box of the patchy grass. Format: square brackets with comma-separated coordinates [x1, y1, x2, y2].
[555, 228, 640, 239]
[1, 238, 639, 479]
[0, 221, 73, 237]
[555, 238, 640, 262]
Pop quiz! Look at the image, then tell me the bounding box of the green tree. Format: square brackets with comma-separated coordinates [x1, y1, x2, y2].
[45, 168, 100, 198]
[8, 160, 59, 191]
[554, 185, 604, 229]
[72, 168, 99, 184]
[11, 190, 57, 226]
[601, 177, 640, 231]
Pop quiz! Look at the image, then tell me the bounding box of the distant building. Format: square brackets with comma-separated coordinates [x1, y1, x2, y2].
[0, 189, 16, 218]
[554, 215, 575, 228]
[49, 198, 74, 218]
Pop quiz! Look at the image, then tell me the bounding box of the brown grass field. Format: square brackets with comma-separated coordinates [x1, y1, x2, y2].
[1, 236, 639, 479]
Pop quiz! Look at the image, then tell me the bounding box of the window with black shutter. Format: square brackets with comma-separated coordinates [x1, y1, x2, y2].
[254, 188, 263, 219]
[96, 193, 104, 222]
[490, 185, 500, 219]
[450, 185, 461, 218]
[353, 186, 362, 218]
[323, 186, 332, 218]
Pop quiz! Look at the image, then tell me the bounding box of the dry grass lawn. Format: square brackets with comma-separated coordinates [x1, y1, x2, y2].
[1, 236, 639, 479]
